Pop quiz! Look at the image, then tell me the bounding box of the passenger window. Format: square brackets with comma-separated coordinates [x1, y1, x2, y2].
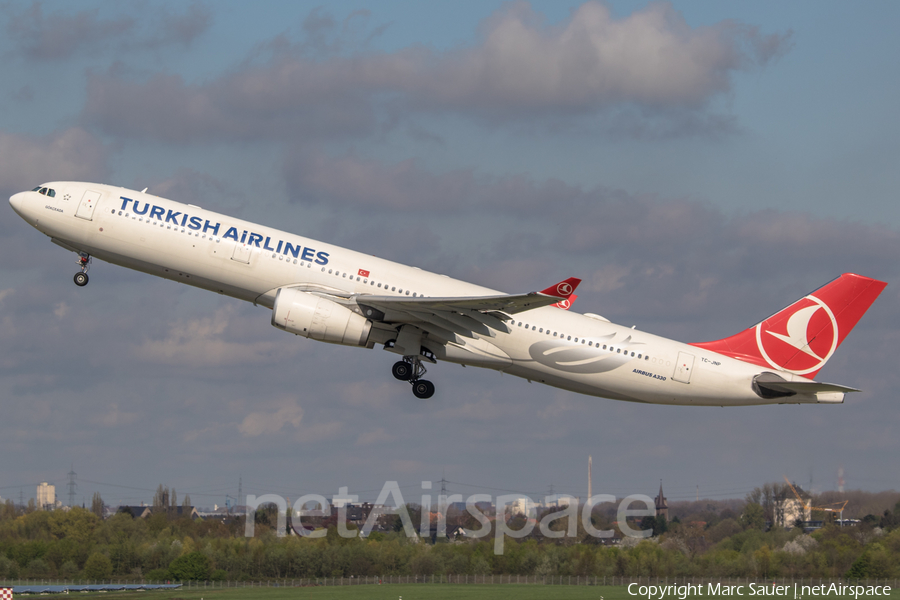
[567, 336, 571, 341]
[603, 345, 607, 350]
[406, 291, 410, 295]
[392, 287, 396, 292]
[539, 328, 543, 333]
[589, 341, 593, 346]
[553, 332, 557, 337]
[617, 349, 621, 353]
[329, 269, 333, 274]
[378, 283, 382, 288]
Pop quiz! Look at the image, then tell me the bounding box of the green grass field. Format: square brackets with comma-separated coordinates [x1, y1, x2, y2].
[9, 583, 900, 600]
[5, 585, 629, 600]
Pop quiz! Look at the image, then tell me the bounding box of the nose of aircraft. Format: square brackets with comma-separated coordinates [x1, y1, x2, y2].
[9, 191, 25, 215]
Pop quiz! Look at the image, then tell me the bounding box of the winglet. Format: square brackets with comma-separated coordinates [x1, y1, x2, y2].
[539, 277, 581, 299]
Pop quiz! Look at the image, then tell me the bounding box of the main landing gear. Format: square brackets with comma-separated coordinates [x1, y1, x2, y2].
[392, 356, 436, 399]
[74, 254, 91, 287]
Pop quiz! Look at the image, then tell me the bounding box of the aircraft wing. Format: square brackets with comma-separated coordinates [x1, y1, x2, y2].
[354, 277, 580, 341]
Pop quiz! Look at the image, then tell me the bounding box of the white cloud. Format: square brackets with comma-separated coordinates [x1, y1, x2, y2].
[355, 427, 394, 446]
[0, 128, 107, 193]
[134, 306, 290, 367]
[100, 403, 139, 427]
[82, 2, 790, 142]
[3, 1, 212, 60]
[53, 302, 68, 319]
[239, 402, 304, 437]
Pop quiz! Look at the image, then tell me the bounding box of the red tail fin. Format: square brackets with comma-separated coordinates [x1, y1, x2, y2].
[691, 273, 887, 379]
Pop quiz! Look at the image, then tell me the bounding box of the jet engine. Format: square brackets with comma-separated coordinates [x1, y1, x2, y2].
[271, 288, 372, 347]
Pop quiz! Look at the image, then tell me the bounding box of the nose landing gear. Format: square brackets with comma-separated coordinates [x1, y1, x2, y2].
[392, 356, 435, 399]
[74, 254, 91, 286]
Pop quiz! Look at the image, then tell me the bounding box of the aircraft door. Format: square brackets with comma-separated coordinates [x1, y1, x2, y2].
[232, 243, 252, 263]
[673, 352, 695, 384]
[75, 190, 102, 221]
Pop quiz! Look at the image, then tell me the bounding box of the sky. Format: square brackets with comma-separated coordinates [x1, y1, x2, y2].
[1, 1, 898, 511]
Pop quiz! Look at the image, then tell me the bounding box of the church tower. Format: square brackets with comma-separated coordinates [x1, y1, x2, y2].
[655, 480, 668, 519]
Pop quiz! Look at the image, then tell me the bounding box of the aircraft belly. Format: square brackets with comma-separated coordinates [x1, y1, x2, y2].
[434, 336, 512, 370]
[501, 341, 768, 406]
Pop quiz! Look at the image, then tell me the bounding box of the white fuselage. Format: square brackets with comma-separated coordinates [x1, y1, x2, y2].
[10, 182, 826, 406]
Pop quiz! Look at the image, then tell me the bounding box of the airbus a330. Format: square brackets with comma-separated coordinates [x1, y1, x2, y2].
[10, 182, 886, 405]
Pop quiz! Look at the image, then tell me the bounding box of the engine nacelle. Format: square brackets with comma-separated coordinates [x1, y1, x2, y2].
[272, 288, 372, 347]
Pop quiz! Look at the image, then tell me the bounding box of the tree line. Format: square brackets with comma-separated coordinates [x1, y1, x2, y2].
[0, 487, 898, 582]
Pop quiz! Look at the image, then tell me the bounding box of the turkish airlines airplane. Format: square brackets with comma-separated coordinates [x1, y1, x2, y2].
[10, 182, 887, 405]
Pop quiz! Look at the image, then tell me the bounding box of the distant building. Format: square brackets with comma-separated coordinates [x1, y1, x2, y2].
[117, 505, 200, 520]
[775, 485, 811, 528]
[655, 481, 668, 519]
[508, 497, 537, 517]
[37, 483, 55, 510]
[119, 506, 153, 519]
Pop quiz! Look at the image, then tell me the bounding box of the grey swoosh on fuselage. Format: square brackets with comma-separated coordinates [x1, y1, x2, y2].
[528, 336, 644, 374]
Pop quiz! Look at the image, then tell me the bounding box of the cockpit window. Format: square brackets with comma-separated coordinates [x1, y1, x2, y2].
[31, 186, 56, 197]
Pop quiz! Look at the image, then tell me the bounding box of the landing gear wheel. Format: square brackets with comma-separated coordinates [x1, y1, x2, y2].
[412, 380, 435, 399]
[74, 272, 89, 287]
[392, 361, 413, 381]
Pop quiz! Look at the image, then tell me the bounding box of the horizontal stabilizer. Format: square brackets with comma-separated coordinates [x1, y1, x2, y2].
[753, 372, 857, 401]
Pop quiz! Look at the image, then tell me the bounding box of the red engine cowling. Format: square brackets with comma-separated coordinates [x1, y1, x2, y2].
[271, 288, 372, 347]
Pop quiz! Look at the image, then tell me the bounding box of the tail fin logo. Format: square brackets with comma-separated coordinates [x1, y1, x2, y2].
[755, 295, 838, 375]
[557, 282, 573, 296]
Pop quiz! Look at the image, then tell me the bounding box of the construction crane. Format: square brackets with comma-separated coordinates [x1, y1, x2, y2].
[783, 476, 849, 526]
